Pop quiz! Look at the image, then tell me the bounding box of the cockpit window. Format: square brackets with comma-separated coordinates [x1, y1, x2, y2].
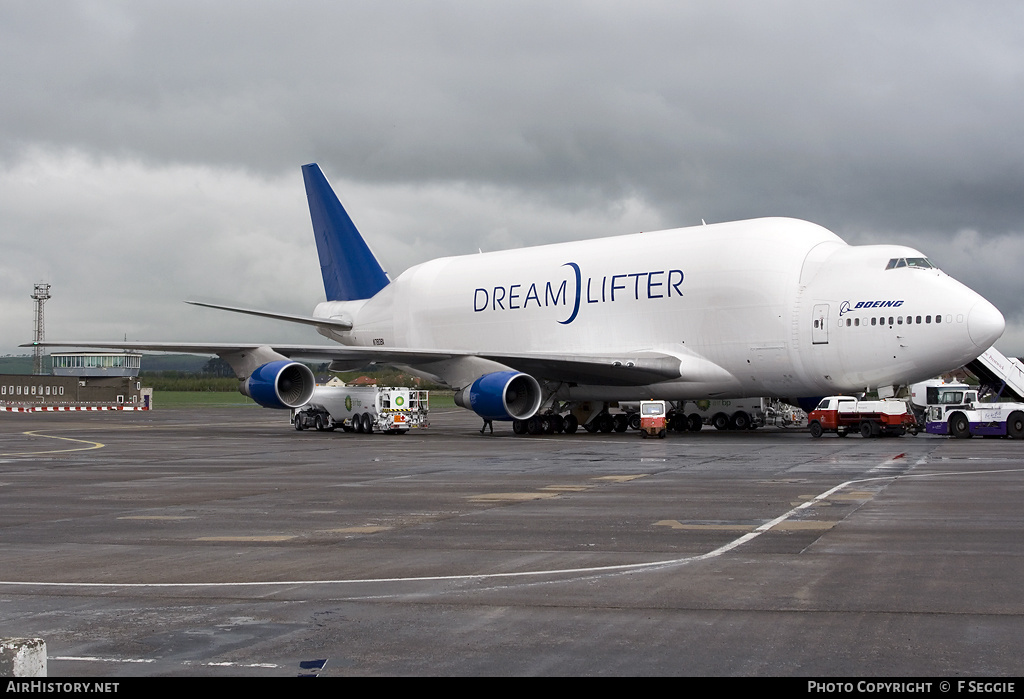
[886, 257, 936, 270]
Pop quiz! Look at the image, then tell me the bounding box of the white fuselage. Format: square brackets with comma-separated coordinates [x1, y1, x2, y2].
[312, 218, 1004, 401]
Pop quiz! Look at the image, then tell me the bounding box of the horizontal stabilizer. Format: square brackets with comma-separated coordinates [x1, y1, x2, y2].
[185, 300, 353, 331]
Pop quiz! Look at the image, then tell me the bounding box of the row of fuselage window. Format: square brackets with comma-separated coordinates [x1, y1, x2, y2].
[839, 313, 958, 328]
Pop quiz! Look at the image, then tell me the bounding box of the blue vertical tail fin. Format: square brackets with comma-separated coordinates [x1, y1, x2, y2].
[302, 163, 391, 301]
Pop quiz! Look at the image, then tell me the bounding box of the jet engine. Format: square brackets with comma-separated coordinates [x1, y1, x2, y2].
[454, 371, 543, 421]
[240, 360, 316, 410]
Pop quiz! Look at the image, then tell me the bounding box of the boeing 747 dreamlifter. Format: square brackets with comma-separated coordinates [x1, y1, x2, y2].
[32, 164, 1005, 432]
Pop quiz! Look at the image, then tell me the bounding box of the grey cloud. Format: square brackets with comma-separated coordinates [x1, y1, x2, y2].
[1, 1, 1022, 354]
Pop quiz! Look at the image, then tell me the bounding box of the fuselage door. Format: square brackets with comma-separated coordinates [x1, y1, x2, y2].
[812, 304, 830, 345]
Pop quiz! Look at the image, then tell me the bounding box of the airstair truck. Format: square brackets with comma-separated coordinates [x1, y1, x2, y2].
[292, 386, 429, 434]
[965, 346, 1024, 403]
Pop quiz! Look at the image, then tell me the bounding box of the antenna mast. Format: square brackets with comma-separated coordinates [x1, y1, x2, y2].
[31, 282, 51, 376]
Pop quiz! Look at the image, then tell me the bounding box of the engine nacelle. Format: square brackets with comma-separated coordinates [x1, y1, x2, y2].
[454, 371, 543, 421]
[241, 360, 316, 410]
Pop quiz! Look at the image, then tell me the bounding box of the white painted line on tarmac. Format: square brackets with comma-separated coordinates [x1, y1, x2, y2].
[50, 656, 154, 664]
[51, 656, 278, 668]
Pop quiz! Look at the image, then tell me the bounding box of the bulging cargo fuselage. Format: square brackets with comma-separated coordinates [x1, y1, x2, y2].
[312, 216, 1004, 402]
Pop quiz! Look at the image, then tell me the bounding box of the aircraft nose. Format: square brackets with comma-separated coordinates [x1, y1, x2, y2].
[968, 299, 1005, 348]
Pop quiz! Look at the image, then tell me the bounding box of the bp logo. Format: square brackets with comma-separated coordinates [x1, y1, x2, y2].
[395, 396, 405, 407]
[345, 395, 352, 411]
[697, 399, 711, 411]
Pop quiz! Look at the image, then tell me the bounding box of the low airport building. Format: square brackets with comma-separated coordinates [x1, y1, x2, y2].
[1, 352, 151, 410]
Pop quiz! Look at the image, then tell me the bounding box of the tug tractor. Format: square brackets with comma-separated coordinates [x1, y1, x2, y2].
[639, 400, 668, 438]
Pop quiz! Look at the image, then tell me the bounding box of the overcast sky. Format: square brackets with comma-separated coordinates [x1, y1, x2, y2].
[2, 1, 1023, 358]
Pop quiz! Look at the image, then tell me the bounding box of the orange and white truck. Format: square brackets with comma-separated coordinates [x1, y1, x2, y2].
[807, 396, 917, 438]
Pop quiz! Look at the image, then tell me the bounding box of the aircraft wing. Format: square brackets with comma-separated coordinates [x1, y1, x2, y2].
[24, 341, 460, 365]
[25, 341, 735, 387]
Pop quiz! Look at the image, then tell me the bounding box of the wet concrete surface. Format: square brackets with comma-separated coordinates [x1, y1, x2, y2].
[1, 406, 1022, 676]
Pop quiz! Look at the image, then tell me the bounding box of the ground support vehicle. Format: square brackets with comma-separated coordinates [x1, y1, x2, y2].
[639, 400, 667, 438]
[675, 398, 770, 432]
[917, 383, 1024, 439]
[808, 396, 916, 438]
[761, 400, 806, 428]
[292, 386, 428, 434]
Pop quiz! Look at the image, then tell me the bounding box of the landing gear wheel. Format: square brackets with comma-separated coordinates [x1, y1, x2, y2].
[513, 419, 527, 435]
[563, 414, 579, 434]
[613, 414, 629, 432]
[688, 414, 703, 432]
